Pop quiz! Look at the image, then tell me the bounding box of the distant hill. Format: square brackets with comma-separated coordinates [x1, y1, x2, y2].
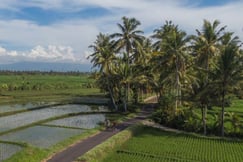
[0, 62, 92, 72]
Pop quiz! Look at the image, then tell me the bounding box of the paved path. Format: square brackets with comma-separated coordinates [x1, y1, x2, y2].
[46, 105, 153, 162]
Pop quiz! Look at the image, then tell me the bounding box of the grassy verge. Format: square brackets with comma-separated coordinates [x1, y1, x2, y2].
[76, 125, 142, 162]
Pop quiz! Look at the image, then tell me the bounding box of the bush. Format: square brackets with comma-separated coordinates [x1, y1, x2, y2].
[182, 109, 201, 132]
[151, 106, 202, 133]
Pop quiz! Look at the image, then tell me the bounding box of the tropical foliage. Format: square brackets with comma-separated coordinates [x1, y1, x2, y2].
[89, 17, 243, 137]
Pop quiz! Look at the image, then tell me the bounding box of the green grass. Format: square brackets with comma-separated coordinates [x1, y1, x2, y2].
[102, 126, 243, 162]
[222, 99, 243, 113]
[0, 74, 92, 87]
[77, 125, 142, 162]
[0, 73, 102, 104]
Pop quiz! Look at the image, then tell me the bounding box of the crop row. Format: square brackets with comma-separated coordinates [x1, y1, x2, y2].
[103, 127, 243, 162]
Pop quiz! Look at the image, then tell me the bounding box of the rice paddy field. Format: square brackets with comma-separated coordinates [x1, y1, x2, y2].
[0, 73, 112, 161]
[0, 101, 57, 114]
[0, 104, 108, 133]
[102, 126, 243, 162]
[0, 143, 22, 161]
[0, 73, 242, 162]
[0, 102, 110, 161]
[45, 114, 106, 129]
[0, 126, 84, 148]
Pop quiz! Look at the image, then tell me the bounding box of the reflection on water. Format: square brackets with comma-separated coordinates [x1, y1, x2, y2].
[0, 126, 83, 148]
[0, 143, 22, 161]
[0, 101, 57, 113]
[0, 103, 110, 160]
[0, 104, 109, 133]
[46, 114, 106, 129]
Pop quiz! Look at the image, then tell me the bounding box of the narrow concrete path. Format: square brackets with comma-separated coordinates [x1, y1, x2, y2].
[46, 105, 153, 162]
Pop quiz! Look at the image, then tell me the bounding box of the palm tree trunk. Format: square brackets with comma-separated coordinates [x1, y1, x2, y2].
[203, 106, 207, 135]
[123, 90, 127, 112]
[141, 88, 144, 102]
[104, 73, 118, 111]
[202, 57, 209, 136]
[175, 57, 180, 115]
[108, 85, 118, 111]
[201, 105, 207, 135]
[124, 47, 130, 112]
[123, 83, 128, 112]
[221, 88, 225, 137]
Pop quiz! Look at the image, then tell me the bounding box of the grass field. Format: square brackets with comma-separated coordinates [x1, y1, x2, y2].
[0, 73, 102, 104]
[102, 126, 243, 162]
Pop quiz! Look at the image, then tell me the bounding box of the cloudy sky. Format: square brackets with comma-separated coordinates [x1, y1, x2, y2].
[0, 0, 242, 65]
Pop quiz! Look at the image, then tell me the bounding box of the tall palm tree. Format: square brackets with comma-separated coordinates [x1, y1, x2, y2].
[131, 38, 153, 103]
[111, 16, 144, 111]
[152, 21, 191, 114]
[213, 34, 242, 136]
[192, 19, 226, 135]
[89, 33, 118, 110]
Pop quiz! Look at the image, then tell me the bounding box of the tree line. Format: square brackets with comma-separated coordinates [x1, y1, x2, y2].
[0, 70, 91, 76]
[89, 17, 243, 137]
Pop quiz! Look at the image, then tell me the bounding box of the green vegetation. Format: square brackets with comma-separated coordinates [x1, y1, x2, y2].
[0, 16, 242, 161]
[102, 126, 243, 162]
[77, 125, 141, 162]
[0, 72, 101, 104]
[89, 16, 243, 137]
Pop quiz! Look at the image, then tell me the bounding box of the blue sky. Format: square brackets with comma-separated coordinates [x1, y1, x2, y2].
[0, 0, 242, 64]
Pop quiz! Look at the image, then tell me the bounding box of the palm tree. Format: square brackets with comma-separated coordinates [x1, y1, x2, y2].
[89, 33, 118, 110]
[192, 19, 226, 135]
[213, 34, 242, 136]
[111, 16, 144, 111]
[152, 21, 191, 114]
[130, 38, 153, 103]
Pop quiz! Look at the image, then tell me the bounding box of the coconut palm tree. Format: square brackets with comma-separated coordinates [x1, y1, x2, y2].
[192, 19, 226, 135]
[89, 33, 118, 110]
[110, 16, 144, 111]
[130, 38, 153, 103]
[152, 21, 191, 114]
[213, 34, 242, 136]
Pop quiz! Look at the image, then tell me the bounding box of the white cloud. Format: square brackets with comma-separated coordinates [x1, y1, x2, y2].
[0, 19, 100, 64]
[0, 0, 242, 65]
[0, 45, 82, 64]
